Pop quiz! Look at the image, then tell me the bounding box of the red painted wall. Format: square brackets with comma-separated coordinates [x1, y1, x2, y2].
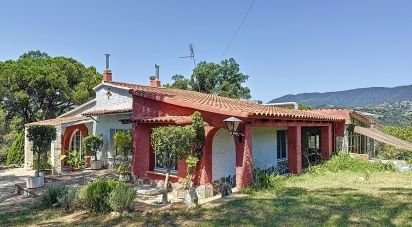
[131, 94, 341, 187]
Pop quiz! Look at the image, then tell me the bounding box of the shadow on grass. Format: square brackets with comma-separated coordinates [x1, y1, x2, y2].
[210, 187, 411, 226]
[143, 187, 412, 226]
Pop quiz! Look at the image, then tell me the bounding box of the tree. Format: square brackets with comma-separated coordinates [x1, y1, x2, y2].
[166, 58, 251, 99]
[27, 125, 56, 177]
[184, 112, 206, 189]
[113, 131, 132, 160]
[6, 131, 24, 165]
[82, 135, 103, 161]
[0, 50, 102, 123]
[298, 104, 313, 110]
[151, 125, 194, 204]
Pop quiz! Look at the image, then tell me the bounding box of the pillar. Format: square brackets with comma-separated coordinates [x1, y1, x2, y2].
[288, 125, 302, 174]
[132, 124, 151, 177]
[194, 126, 216, 185]
[236, 123, 253, 189]
[321, 125, 333, 160]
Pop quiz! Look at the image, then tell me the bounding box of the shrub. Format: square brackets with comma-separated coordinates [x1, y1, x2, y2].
[57, 188, 78, 210]
[116, 160, 131, 175]
[251, 168, 286, 190]
[39, 186, 68, 208]
[310, 152, 396, 174]
[6, 131, 24, 165]
[108, 183, 136, 212]
[82, 179, 120, 214]
[32, 157, 52, 170]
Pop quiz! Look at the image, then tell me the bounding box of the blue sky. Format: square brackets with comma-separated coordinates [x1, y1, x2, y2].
[1, 0, 411, 102]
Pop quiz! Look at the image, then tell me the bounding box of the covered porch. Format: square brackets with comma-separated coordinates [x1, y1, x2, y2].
[130, 113, 345, 190]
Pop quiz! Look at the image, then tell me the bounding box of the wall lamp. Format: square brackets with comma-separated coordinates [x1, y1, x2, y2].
[223, 117, 244, 143]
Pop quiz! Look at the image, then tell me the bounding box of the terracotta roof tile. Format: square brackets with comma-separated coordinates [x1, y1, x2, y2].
[309, 109, 380, 127]
[131, 116, 192, 124]
[82, 108, 132, 116]
[25, 116, 89, 126]
[106, 81, 343, 121]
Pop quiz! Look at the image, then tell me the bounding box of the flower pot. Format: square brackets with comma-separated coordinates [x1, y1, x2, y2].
[119, 174, 131, 182]
[26, 176, 44, 189]
[91, 160, 102, 170]
[184, 187, 198, 206]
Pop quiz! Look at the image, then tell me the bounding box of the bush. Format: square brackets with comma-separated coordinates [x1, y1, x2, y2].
[39, 186, 68, 208]
[310, 152, 396, 174]
[6, 131, 24, 165]
[108, 183, 136, 212]
[251, 168, 286, 191]
[378, 144, 412, 161]
[32, 157, 52, 170]
[57, 188, 78, 210]
[82, 179, 120, 214]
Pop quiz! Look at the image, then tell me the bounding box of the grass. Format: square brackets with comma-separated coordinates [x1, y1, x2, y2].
[1, 171, 411, 226]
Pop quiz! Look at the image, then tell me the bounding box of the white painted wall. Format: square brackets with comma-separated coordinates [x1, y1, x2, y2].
[212, 129, 236, 181]
[92, 86, 132, 111]
[252, 127, 288, 170]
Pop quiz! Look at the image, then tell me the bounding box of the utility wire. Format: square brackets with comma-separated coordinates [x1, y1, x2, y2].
[220, 0, 256, 59]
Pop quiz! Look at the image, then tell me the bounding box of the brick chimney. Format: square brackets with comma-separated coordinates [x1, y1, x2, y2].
[103, 69, 112, 82]
[150, 64, 161, 87]
[103, 54, 112, 82]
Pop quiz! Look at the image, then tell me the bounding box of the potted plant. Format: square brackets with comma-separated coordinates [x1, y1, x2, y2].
[113, 131, 132, 161]
[82, 135, 103, 170]
[117, 160, 131, 182]
[61, 150, 85, 171]
[26, 125, 56, 189]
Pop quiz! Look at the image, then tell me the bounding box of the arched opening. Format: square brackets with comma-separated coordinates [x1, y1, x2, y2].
[212, 128, 236, 186]
[69, 129, 83, 152]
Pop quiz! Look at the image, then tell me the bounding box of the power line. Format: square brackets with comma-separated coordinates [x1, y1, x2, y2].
[220, 0, 256, 59]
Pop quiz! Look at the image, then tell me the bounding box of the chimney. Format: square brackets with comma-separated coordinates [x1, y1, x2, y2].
[103, 54, 112, 82]
[150, 64, 161, 87]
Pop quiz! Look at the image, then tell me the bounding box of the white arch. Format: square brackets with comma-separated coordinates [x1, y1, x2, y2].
[212, 128, 236, 181]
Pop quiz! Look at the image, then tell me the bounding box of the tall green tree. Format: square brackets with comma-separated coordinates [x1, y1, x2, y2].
[0, 50, 102, 123]
[166, 58, 251, 99]
[151, 125, 194, 204]
[27, 125, 56, 177]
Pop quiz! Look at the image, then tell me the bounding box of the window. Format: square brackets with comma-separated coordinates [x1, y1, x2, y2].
[277, 130, 287, 160]
[69, 130, 82, 152]
[155, 152, 177, 172]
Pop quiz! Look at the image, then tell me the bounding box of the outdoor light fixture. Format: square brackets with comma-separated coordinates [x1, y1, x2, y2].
[223, 117, 244, 143]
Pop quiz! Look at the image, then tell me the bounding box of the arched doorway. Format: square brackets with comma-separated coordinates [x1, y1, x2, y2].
[212, 128, 236, 185]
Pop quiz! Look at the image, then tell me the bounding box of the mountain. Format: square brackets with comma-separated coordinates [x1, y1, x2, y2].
[269, 85, 412, 126]
[269, 85, 412, 108]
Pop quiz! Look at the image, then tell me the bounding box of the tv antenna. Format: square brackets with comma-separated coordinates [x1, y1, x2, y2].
[179, 43, 200, 91]
[180, 43, 196, 67]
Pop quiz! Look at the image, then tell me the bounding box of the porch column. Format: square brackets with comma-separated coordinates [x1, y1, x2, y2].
[195, 126, 216, 185]
[321, 125, 333, 160]
[288, 125, 302, 174]
[236, 123, 253, 189]
[132, 124, 151, 177]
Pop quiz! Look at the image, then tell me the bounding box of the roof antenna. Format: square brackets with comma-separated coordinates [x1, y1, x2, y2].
[180, 44, 196, 67]
[104, 53, 110, 70]
[180, 43, 200, 91]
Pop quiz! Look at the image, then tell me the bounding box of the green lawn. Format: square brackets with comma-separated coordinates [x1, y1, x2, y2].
[1, 171, 411, 226]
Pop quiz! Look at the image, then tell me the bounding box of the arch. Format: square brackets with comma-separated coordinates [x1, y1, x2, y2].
[211, 128, 236, 182]
[61, 124, 89, 167]
[69, 129, 83, 152]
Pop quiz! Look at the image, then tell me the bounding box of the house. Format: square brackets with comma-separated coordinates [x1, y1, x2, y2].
[310, 109, 412, 158]
[123, 78, 346, 193]
[24, 69, 134, 173]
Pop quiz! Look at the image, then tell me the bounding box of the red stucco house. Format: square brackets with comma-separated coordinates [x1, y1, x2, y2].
[121, 79, 345, 192]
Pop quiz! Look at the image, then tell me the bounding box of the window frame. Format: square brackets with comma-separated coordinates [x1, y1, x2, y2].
[276, 130, 288, 160]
